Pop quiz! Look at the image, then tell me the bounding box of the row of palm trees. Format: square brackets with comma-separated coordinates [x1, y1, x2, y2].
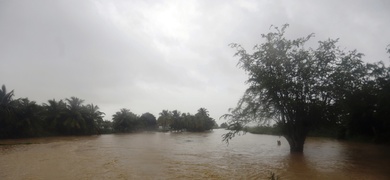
[0, 84, 218, 139]
[0, 85, 109, 138]
[110, 108, 218, 133]
[157, 108, 218, 132]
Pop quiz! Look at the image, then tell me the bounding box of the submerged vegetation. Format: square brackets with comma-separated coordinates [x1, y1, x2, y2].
[0, 84, 217, 139]
[222, 24, 390, 152]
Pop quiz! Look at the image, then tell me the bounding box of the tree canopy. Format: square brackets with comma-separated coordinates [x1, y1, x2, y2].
[222, 24, 390, 152]
[157, 108, 217, 132]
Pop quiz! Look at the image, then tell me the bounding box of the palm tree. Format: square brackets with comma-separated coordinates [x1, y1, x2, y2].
[84, 103, 105, 134]
[0, 85, 17, 138]
[194, 108, 214, 131]
[0, 84, 14, 107]
[112, 108, 138, 132]
[66, 97, 84, 110]
[157, 110, 172, 130]
[170, 110, 183, 131]
[0, 84, 16, 117]
[14, 98, 44, 137]
[43, 99, 67, 133]
[63, 97, 86, 134]
[196, 108, 209, 117]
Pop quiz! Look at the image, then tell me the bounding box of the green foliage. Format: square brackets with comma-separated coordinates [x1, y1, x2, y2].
[139, 112, 157, 130]
[0, 85, 110, 138]
[84, 103, 105, 134]
[43, 99, 67, 134]
[220, 122, 228, 129]
[111, 109, 158, 133]
[112, 108, 139, 133]
[0, 85, 14, 106]
[63, 97, 86, 134]
[222, 24, 390, 152]
[0, 84, 219, 138]
[0, 85, 17, 138]
[13, 98, 45, 137]
[157, 108, 217, 132]
[157, 110, 172, 131]
[339, 62, 390, 142]
[96, 120, 113, 134]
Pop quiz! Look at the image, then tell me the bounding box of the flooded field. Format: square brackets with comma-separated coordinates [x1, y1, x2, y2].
[1, 129, 389, 179]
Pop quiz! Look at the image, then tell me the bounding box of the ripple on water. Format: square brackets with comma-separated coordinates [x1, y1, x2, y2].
[1, 130, 390, 179]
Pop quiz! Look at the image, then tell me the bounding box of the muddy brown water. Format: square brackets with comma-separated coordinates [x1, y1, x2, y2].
[1, 129, 389, 179]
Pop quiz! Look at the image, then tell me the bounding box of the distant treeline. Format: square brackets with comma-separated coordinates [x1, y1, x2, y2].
[246, 115, 390, 143]
[245, 124, 338, 137]
[0, 85, 217, 139]
[245, 125, 281, 136]
[157, 109, 218, 132]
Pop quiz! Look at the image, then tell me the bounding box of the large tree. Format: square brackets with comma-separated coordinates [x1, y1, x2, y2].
[222, 24, 369, 152]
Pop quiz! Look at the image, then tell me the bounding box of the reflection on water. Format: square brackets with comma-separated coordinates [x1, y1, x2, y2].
[1, 129, 389, 179]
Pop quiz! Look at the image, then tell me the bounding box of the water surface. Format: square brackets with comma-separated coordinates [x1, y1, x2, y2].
[1, 129, 389, 179]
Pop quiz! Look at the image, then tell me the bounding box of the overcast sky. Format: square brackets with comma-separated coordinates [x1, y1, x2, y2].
[1, 0, 389, 124]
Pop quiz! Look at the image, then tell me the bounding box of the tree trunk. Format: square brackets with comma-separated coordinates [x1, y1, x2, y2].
[284, 134, 306, 153]
[280, 112, 309, 153]
[289, 138, 305, 153]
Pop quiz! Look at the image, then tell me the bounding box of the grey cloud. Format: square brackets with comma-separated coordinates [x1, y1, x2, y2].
[1, 0, 389, 122]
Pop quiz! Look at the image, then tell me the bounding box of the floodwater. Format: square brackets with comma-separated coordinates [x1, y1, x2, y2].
[1, 129, 389, 180]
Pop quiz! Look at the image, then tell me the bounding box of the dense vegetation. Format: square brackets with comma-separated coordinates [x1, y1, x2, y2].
[0, 89, 111, 138]
[222, 24, 390, 152]
[157, 109, 218, 132]
[0, 85, 216, 139]
[220, 122, 228, 129]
